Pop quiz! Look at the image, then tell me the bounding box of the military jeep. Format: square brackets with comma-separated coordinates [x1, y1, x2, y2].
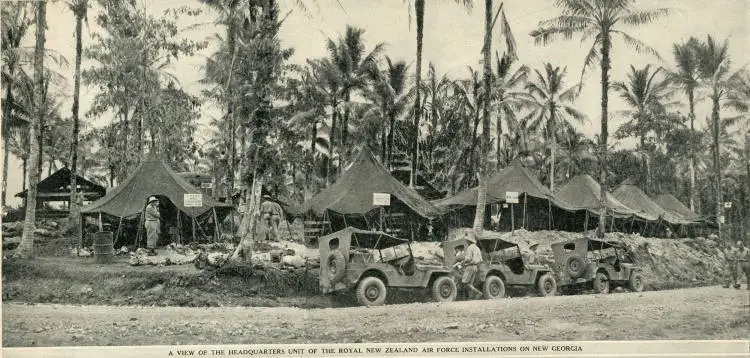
[550, 237, 645, 294]
[319, 227, 458, 306]
[441, 236, 557, 299]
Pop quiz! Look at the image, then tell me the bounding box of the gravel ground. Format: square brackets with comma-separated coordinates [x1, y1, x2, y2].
[3, 286, 749, 347]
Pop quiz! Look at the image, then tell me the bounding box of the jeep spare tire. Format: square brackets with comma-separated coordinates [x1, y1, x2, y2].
[431, 276, 457, 302]
[565, 254, 586, 279]
[356, 276, 387, 306]
[628, 272, 645, 292]
[326, 250, 347, 284]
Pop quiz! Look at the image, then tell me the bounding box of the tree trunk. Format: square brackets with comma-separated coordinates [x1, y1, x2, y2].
[69, 5, 84, 233]
[18, 0, 47, 259]
[687, 89, 697, 212]
[2, 86, 12, 208]
[22, 158, 27, 191]
[342, 91, 351, 170]
[597, 36, 611, 238]
[473, 0, 493, 237]
[380, 124, 387, 165]
[388, 113, 396, 168]
[549, 105, 556, 192]
[228, 109, 235, 205]
[711, 94, 722, 241]
[328, 101, 337, 186]
[745, 131, 749, 236]
[411, 0, 424, 187]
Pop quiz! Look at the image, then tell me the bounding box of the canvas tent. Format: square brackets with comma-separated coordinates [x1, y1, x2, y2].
[555, 174, 657, 233]
[613, 179, 691, 237]
[653, 194, 702, 221]
[302, 149, 442, 240]
[433, 162, 581, 231]
[81, 152, 233, 247]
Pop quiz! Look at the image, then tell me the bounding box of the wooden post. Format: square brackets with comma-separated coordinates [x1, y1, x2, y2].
[98, 212, 103, 231]
[548, 199, 552, 230]
[176, 209, 181, 245]
[584, 210, 589, 232]
[522, 193, 528, 229]
[191, 217, 196, 243]
[510, 203, 515, 231]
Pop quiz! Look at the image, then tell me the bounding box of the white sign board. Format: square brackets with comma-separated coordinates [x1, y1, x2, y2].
[373, 193, 391, 206]
[505, 191, 520, 204]
[718, 215, 725, 224]
[723, 202, 732, 208]
[184, 194, 203, 208]
[200, 182, 213, 189]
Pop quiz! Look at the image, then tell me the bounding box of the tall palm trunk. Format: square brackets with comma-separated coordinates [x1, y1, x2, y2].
[473, 0, 493, 236]
[18, 0, 47, 259]
[327, 101, 338, 186]
[388, 113, 396, 167]
[687, 90, 697, 212]
[549, 105, 557, 192]
[342, 91, 350, 171]
[2, 86, 12, 207]
[69, 3, 85, 235]
[597, 36, 611, 237]
[411, 0, 424, 187]
[711, 94, 722, 240]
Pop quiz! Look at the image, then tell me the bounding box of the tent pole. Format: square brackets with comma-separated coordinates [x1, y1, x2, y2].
[176, 209, 181, 245]
[192, 217, 197, 243]
[548, 199, 552, 230]
[522, 194, 527, 229]
[584, 211, 589, 232]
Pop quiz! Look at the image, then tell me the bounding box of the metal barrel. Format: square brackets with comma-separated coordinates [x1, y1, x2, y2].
[93, 231, 115, 264]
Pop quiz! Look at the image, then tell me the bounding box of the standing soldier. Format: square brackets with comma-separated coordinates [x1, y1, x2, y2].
[724, 240, 743, 289]
[260, 194, 284, 241]
[144, 196, 161, 256]
[454, 232, 484, 299]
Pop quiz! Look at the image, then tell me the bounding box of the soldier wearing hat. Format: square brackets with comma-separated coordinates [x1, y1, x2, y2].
[725, 240, 748, 289]
[454, 232, 484, 299]
[144, 196, 161, 256]
[259, 194, 284, 241]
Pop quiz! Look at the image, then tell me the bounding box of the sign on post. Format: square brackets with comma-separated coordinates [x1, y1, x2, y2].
[373, 193, 391, 206]
[505, 191, 519, 204]
[184, 193, 203, 208]
[724, 202, 732, 209]
[718, 215, 725, 224]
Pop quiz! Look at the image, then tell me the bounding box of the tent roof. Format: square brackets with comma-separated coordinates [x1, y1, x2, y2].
[612, 180, 666, 222]
[555, 174, 640, 218]
[16, 167, 106, 199]
[81, 152, 232, 218]
[653, 193, 702, 221]
[303, 149, 441, 218]
[433, 163, 575, 210]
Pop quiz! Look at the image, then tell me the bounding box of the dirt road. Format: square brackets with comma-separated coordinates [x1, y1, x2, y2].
[3, 286, 749, 347]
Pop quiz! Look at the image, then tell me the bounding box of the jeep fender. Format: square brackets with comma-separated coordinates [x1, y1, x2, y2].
[423, 270, 451, 288]
[481, 269, 505, 283]
[357, 269, 389, 287]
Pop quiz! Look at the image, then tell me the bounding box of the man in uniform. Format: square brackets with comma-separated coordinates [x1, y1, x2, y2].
[454, 232, 484, 299]
[144, 196, 161, 256]
[725, 240, 749, 289]
[259, 194, 284, 241]
[738, 240, 750, 289]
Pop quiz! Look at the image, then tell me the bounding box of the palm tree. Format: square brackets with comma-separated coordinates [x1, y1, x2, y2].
[557, 127, 596, 180]
[726, 70, 749, 223]
[67, 0, 88, 233]
[612, 64, 677, 192]
[403, 0, 473, 187]
[669, 37, 701, 211]
[325, 25, 385, 171]
[1, 1, 35, 207]
[362, 56, 410, 167]
[694, 35, 744, 237]
[531, 0, 670, 236]
[492, 52, 527, 163]
[18, 0, 47, 259]
[520, 63, 585, 191]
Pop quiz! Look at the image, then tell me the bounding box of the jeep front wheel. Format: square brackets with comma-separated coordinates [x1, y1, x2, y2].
[356, 276, 387, 306]
[537, 273, 557, 297]
[431, 276, 457, 302]
[483, 275, 506, 299]
[593, 272, 609, 294]
[628, 272, 645, 292]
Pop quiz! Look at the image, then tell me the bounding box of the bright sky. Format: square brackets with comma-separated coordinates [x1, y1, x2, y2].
[5, 0, 748, 206]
